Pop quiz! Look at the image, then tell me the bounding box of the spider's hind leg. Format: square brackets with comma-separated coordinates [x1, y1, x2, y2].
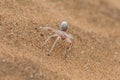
[64, 38, 73, 58]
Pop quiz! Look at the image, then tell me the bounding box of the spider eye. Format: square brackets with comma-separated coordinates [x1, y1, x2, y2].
[60, 21, 68, 31]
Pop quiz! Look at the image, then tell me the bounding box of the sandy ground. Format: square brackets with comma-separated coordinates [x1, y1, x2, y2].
[0, 0, 120, 80]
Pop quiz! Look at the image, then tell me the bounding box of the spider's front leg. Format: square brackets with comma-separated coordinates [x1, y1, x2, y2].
[39, 27, 55, 32]
[47, 37, 60, 55]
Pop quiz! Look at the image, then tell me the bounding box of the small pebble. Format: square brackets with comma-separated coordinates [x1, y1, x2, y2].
[40, 33, 44, 36]
[30, 74, 34, 78]
[114, 52, 118, 55]
[2, 59, 6, 62]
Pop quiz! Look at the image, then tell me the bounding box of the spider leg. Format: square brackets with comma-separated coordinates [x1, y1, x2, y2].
[41, 34, 57, 48]
[66, 38, 72, 51]
[48, 37, 60, 55]
[39, 27, 55, 32]
[64, 38, 72, 58]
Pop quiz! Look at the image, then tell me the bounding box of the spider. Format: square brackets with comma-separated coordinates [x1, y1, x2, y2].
[39, 21, 73, 57]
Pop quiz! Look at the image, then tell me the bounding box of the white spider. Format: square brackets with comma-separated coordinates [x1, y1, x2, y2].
[39, 21, 73, 57]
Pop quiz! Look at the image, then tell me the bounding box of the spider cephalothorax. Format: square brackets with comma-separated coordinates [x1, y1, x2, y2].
[39, 21, 73, 57]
